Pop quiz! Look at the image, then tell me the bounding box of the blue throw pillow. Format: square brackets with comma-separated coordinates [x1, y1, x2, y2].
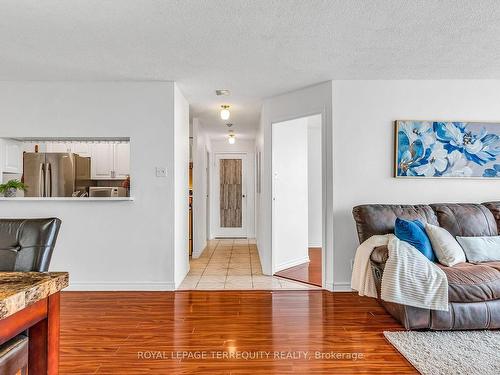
[394, 218, 436, 262]
[412, 219, 426, 232]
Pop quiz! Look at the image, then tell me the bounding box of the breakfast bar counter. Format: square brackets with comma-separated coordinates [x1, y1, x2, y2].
[0, 272, 69, 374]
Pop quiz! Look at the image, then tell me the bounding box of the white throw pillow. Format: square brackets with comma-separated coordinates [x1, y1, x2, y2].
[425, 224, 466, 266]
[455, 236, 500, 262]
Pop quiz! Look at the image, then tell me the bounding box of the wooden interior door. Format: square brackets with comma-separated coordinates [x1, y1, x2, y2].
[215, 153, 247, 237]
[220, 159, 242, 228]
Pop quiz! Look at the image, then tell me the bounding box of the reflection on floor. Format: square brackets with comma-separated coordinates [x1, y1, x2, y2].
[274, 247, 322, 286]
[178, 239, 321, 290]
[60, 291, 414, 374]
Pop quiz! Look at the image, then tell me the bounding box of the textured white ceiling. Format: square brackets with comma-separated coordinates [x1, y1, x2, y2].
[2, 1, 500, 139]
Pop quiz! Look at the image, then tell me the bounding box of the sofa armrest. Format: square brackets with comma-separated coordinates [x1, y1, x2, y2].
[370, 245, 389, 265]
[369, 245, 388, 299]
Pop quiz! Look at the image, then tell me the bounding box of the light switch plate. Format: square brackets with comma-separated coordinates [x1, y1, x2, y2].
[156, 167, 167, 177]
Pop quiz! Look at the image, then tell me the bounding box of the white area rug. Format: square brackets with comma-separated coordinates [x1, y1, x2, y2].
[384, 330, 500, 375]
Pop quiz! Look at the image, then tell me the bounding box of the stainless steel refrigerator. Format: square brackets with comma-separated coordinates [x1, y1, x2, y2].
[23, 153, 90, 197]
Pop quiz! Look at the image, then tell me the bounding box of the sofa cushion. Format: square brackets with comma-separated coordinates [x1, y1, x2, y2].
[482, 202, 500, 233]
[425, 223, 465, 266]
[395, 218, 436, 261]
[430, 203, 498, 237]
[352, 204, 439, 243]
[456, 236, 500, 262]
[371, 245, 389, 264]
[484, 261, 500, 272]
[437, 262, 500, 303]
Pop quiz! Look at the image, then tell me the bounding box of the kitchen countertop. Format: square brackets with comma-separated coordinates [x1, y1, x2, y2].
[0, 272, 69, 319]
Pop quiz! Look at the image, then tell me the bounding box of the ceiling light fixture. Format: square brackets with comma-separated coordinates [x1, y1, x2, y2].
[220, 105, 230, 120]
[228, 132, 236, 145]
[215, 89, 230, 96]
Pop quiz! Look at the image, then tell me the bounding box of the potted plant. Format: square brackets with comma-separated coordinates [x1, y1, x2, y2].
[0, 179, 27, 197]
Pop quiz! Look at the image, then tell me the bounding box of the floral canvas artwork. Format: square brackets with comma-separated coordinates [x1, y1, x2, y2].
[395, 121, 500, 178]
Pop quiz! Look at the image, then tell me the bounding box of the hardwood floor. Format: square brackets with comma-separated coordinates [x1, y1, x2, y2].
[275, 248, 322, 286]
[59, 291, 415, 374]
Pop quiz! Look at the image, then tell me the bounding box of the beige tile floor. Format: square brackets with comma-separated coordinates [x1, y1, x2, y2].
[178, 239, 321, 290]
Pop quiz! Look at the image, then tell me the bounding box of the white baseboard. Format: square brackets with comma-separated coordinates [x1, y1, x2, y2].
[192, 240, 207, 259]
[66, 281, 176, 291]
[192, 247, 204, 258]
[324, 281, 334, 292]
[308, 242, 322, 248]
[332, 282, 352, 292]
[274, 256, 310, 273]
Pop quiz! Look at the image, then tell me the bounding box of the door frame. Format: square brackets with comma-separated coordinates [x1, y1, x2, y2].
[212, 152, 248, 238]
[206, 148, 210, 242]
[270, 111, 326, 289]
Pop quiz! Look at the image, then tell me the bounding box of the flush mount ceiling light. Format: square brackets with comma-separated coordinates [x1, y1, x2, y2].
[220, 105, 230, 120]
[228, 132, 236, 145]
[215, 89, 230, 96]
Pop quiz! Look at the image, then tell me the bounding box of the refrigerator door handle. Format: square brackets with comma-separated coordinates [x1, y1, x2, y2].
[47, 163, 53, 197]
[39, 163, 45, 197]
[44, 163, 50, 197]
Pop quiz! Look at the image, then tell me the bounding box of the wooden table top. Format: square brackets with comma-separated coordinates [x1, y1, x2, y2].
[0, 272, 68, 320]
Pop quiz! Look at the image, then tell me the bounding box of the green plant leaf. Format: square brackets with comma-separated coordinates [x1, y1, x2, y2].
[0, 179, 27, 192]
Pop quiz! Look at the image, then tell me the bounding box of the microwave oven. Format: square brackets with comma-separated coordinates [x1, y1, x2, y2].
[89, 187, 127, 198]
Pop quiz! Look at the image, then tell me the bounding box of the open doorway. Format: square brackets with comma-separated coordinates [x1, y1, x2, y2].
[272, 114, 323, 287]
[179, 131, 321, 291]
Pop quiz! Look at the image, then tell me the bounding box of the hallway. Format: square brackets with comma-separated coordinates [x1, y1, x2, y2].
[179, 239, 321, 290]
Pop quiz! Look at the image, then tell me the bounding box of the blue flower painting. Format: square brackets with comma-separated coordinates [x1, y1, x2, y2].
[395, 121, 500, 178]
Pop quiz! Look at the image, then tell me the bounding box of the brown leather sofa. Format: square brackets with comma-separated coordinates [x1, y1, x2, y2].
[352, 203, 500, 330]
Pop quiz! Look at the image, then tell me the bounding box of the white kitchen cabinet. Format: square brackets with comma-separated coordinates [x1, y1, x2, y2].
[1, 139, 23, 174]
[71, 142, 91, 157]
[90, 144, 115, 179]
[46, 143, 71, 153]
[90, 143, 130, 179]
[113, 143, 130, 179]
[46, 142, 91, 156]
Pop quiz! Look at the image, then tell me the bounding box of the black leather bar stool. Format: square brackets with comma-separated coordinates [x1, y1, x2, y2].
[0, 218, 61, 375]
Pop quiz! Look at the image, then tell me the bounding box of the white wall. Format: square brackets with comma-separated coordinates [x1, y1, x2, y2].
[332, 80, 500, 290]
[256, 81, 333, 287]
[307, 115, 322, 247]
[0, 81, 186, 290]
[209, 139, 256, 239]
[173, 84, 190, 287]
[191, 118, 211, 257]
[272, 117, 309, 271]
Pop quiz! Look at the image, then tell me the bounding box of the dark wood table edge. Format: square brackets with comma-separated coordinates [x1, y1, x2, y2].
[0, 292, 61, 375]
